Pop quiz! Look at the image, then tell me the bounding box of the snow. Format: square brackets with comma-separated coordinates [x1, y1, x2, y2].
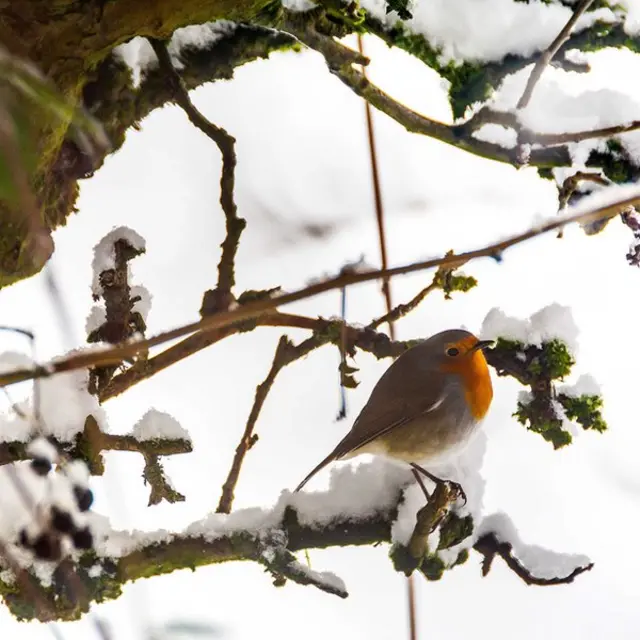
[64, 460, 91, 488]
[168, 21, 237, 68]
[559, 373, 601, 397]
[132, 409, 191, 443]
[130, 285, 153, 321]
[281, 0, 317, 10]
[0, 354, 105, 444]
[0, 414, 31, 443]
[476, 512, 591, 580]
[85, 305, 106, 334]
[114, 21, 237, 85]
[481, 303, 579, 353]
[0, 462, 47, 542]
[26, 437, 58, 463]
[392, 432, 487, 560]
[91, 226, 146, 296]
[289, 458, 409, 527]
[38, 367, 106, 442]
[620, 0, 640, 34]
[472, 124, 517, 149]
[279, 556, 346, 595]
[360, 0, 617, 64]
[0, 351, 32, 375]
[4, 18, 640, 640]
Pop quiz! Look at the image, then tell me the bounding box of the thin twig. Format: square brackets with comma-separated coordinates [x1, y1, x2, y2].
[216, 336, 293, 514]
[149, 39, 245, 305]
[367, 276, 441, 331]
[356, 34, 394, 340]
[473, 533, 594, 585]
[407, 575, 417, 640]
[99, 312, 317, 402]
[217, 332, 330, 513]
[517, 0, 594, 110]
[527, 120, 640, 146]
[0, 189, 637, 390]
[287, 24, 569, 167]
[464, 107, 640, 147]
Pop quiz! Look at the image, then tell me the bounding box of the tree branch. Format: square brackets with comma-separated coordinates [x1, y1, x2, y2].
[149, 38, 245, 306]
[0, 493, 592, 621]
[517, 0, 595, 110]
[474, 533, 594, 586]
[0, 187, 636, 390]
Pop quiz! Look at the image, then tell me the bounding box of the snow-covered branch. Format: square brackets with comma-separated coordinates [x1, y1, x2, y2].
[0, 466, 592, 622]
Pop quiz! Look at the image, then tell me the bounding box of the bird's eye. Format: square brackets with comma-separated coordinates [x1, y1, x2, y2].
[446, 347, 460, 357]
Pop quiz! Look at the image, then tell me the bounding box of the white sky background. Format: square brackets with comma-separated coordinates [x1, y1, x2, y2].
[1, 27, 640, 640]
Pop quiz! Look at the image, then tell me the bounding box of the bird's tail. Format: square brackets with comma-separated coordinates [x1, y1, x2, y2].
[294, 451, 337, 493]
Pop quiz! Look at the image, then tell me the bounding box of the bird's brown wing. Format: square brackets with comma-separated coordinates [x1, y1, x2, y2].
[294, 343, 447, 492]
[333, 372, 447, 458]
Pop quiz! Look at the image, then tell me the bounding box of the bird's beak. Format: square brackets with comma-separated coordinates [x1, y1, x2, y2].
[471, 339, 494, 353]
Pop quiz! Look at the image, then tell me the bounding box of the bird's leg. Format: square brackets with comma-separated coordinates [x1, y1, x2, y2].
[411, 468, 431, 501]
[409, 463, 467, 506]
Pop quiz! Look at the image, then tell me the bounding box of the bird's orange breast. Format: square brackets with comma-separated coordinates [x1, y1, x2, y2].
[442, 338, 493, 420]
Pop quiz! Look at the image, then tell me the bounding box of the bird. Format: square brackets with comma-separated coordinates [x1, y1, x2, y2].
[294, 329, 494, 497]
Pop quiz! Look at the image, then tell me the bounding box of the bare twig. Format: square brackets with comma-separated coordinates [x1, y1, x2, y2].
[367, 272, 442, 330]
[528, 120, 640, 146]
[217, 331, 334, 513]
[149, 38, 245, 307]
[142, 453, 185, 506]
[216, 336, 294, 513]
[473, 533, 594, 586]
[99, 312, 317, 402]
[517, 0, 594, 110]
[287, 24, 570, 167]
[0, 189, 637, 390]
[464, 107, 640, 147]
[356, 34, 394, 340]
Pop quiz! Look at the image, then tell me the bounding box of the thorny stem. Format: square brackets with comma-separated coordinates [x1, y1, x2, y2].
[0, 187, 635, 390]
[517, 0, 595, 110]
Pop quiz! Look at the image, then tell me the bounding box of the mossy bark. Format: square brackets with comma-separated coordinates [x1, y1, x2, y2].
[0, 0, 281, 287]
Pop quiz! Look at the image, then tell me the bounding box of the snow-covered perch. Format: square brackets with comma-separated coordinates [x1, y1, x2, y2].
[0, 458, 591, 621]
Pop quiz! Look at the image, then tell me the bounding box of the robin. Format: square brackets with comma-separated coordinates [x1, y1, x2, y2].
[294, 329, 494, 498]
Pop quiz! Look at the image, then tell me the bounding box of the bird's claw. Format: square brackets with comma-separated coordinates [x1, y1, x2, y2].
[445, 480, 467, 506]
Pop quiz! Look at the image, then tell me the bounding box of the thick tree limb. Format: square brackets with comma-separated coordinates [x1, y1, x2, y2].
[0, 495, 593, 621]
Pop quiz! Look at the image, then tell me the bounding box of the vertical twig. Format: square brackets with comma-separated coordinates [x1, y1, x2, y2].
[356, 34, 395, 340]
[407, 574, 418, 640]
[356, 32, 412, 640]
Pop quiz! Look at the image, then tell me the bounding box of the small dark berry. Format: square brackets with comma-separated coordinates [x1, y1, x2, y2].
[51, 506, 75, 534]
[33, 534, 62, 561]
[72, 527, 93, 550]
[30, 457, 52, 476]
[18, 528, 30, 548]
[73, 486, 93, 512]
